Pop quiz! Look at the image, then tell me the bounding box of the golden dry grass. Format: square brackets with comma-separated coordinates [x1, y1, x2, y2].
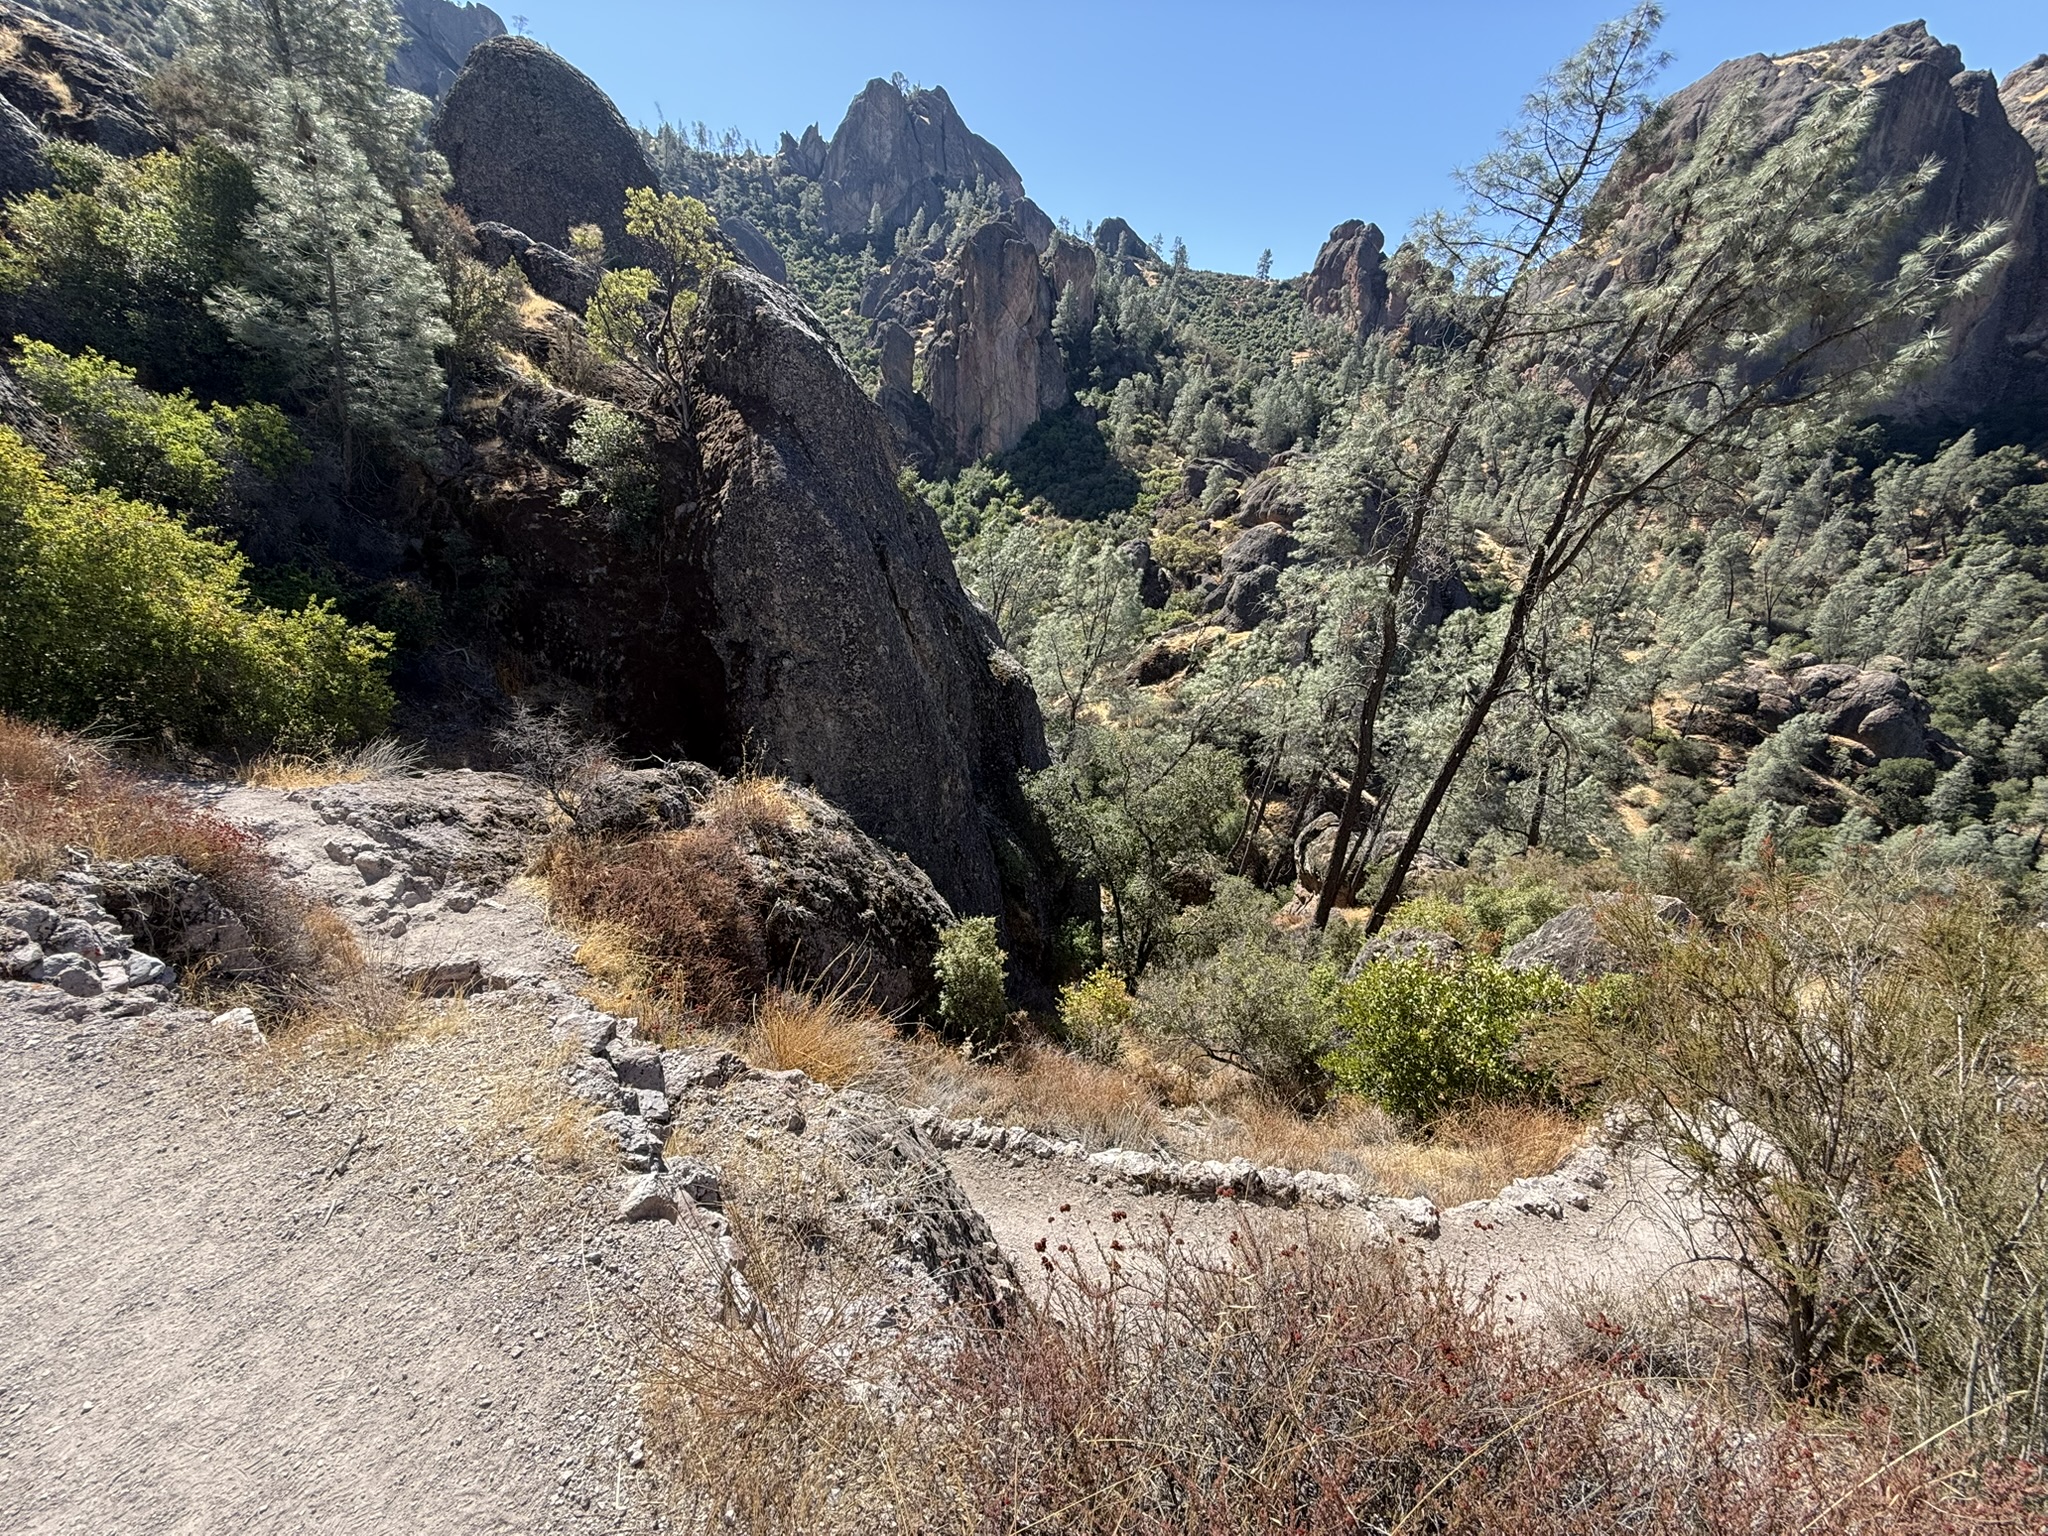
[239, 738, 421, 789]
[744, 986, 889, 1088]
[697, 773, 804, 837]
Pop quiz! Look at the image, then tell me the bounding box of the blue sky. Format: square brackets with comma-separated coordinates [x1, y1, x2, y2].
[497, 2, 2044, 276]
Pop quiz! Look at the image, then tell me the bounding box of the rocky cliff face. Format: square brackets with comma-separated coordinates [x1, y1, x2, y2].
[434, 36, 656, 253]
[785, 78, 1025, 240]
[1304, 220, 1391, 334]
[0, 0, 161, 174]
[692, 268, 1051, 917]
[2005, 56, 2048, 160]
[391, 0, 504, 100]
[417, 269, 1053, 928]
[1601, 23, 2048, 424]
[920, 220, 1070, 463]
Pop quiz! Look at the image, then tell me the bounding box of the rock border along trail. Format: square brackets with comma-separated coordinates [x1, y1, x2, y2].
[2, 768, 1701, 1531]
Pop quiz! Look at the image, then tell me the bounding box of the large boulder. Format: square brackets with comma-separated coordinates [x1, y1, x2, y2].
[1093, 216, 1156, 270]
[1789, 663, 1932, 760]
[0, 0, 161, 157]
[472, 221, 600, 311]
[808, 79, 1024, 241]
[1598, 23, 2048, 424]
[1504, 896, 1693, 983]
[718, 213, 789, 285]
[691, 268, 1052, 921]
[1304, 220, 1391, 334]
[434, 36, 656, 253]
[920, 219, 1070, 463]
[1209, 523, 1298, 632]
[391, 0, 504, 100]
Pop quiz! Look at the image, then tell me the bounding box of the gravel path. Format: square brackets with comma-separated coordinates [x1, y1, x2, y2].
[0, 1002, 667, 1535]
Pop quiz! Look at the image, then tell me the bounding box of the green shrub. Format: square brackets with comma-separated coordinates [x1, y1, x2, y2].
[1460, 879, 1568, 950]
[14, 339, 301, 513]
[935, 917, 1008, 1049]
[0, 427, 391, 748]
[562, 401, 662, 530]
[1142, 933, 1340, 1109]
[0, 142, 257, 393]
[1056, 965, 1132, 1062]
[1326, 956, 1567, 1123]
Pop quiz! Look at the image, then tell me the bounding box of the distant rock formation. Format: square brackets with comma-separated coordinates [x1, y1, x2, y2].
[781, 78, 1025, 240]
[717, 213, 789, 285]
[0, 0, 162, 171]
[391, 0, 504, 100]
[1304, 220, 1390, 334]
[1093, 216, 1156, 270]
[2005, 56, 2048, 160]
[920, 220, 1070, 462]
[434, 36, 656, 253]
[1602, 23, 2048, 424]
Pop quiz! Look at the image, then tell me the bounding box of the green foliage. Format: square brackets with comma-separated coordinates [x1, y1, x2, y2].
[1055, 966, 1132, 1062]
[0, 427, 391, 748]
[1141, 927, 1340, 1109]
[1616, 876, 2048, 1443]
[0, 142, 257, 392]
[934, 917, 1008, 1048]
[1459, 878, 1569, 951]
[1327, 957, 1567, 1123]
[1864, 756, 1937, 830]
[561, 402, 661, 530]
[586, 267, 660, 363]
[993, 406, 1140, 521]
[584, 191, 731, 398]
[14, 340, 300, 514]
[1028, 725, 1242, 981]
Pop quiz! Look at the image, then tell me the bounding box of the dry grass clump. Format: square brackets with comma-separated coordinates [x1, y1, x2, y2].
[1350, 1102, 1587, 1205]
[542, 825, 768, 1035]
[696, 772, 804, 838]
[903, 1032, 1173, 1150]
[1, 714, 263, 883]
[239, 737, 422, 789]
[0, 713, 339, 997]
[745, 986, 889, 1088]
[642, 1216, 2045, 1534]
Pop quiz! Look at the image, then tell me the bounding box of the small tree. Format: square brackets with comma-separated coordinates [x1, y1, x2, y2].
[584, 188, 731, 428]
[935, 917, 1008, 1050]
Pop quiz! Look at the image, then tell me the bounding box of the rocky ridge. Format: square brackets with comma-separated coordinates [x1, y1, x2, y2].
[390, 0, 503, 100]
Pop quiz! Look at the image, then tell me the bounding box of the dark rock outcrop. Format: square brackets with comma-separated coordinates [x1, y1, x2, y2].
[810, 79, 1024, 240]
[0, 95, 48, 201]
[691, 268, 1052, 920]
[920, 219, 1069, 462]
[434, 36, 656, 252]
[1119, 538, 1169, 609]
[1045, 231, 1099, 335]
[718, 213, 789, 285]
[1304, 220, 1391, 334]
[392, 0, 504, 100]
[2004, 57, 2048, 159]
[1603, 23, 2048, 423]
[1209, 523, 1298, 631]
[473, 221, 601, 311]
[1789, 663, 1933, 760]
[774, 123, 828, 180]
[1235, 466, 1308, 530]
[1093, 216, 1156, 269]
[0, 0, 161, 157]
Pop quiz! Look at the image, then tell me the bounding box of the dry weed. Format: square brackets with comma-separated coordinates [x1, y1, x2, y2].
[697, 773, 803, 838]
[745, 987, 888, 1089]
[240, 737, 422, 790]
[542, 826, 767, 1034]
[902, 1032, 1171, 1150]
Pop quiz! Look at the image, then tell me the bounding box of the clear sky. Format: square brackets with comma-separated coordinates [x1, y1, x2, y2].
[495, 2, 2044, 277]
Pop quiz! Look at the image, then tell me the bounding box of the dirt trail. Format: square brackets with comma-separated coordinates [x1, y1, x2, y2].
[0, 999, 670, 1536]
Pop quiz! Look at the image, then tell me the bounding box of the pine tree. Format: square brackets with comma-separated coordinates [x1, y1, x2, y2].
[181, 0, 451, 486]
[1256, 248, 1274, 282]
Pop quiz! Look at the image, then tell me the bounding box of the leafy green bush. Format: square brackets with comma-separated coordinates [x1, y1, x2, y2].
[0, 142, 256, 394]
[14, 339, 301, 514]
[562, 402, 662, 530]
[934, 917, 1008, 1049]
[0, 427, 391, 748]
[1459, 879, 1568, 950]
[1326, 956, 1567, 1123]
[1141, 931, 1340, 1109]
[1056, 965, 1132, 1062]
